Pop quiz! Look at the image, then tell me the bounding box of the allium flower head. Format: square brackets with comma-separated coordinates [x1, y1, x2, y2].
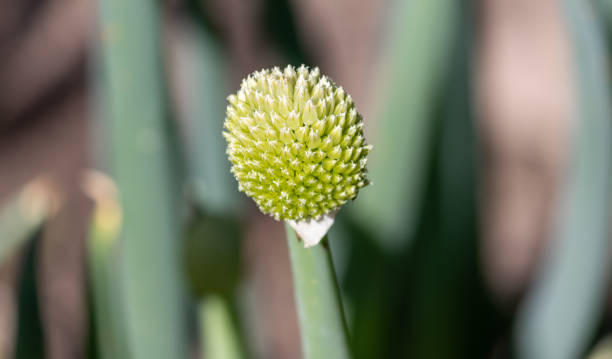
[223, 65, 372, 221]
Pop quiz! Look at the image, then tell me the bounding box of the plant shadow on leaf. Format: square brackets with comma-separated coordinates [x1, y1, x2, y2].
[15, 228, 45, 359]
[333, 4, 506, 358]
[182, 206, 248, 359]
[183, 207, 243, 298]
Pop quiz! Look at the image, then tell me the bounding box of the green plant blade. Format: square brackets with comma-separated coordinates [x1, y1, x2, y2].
[594, 0, 612, 33]
[14, 230, 44, 359]
[200, 295, 243, 359]
[170, 21, 240, 216]
[350, 0, 460, 249]
[88, 222, 124, 359]
[96, 0, 188, 357]
[285, 224, 351, 359]
[514, 1, 612, 358]
[85, 175, 127, 359]
[587, 335, 612, 359]
[0, 179, 51, 264]
[400, 6, 499, 357]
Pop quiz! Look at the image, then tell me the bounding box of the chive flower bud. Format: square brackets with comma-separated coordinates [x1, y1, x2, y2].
[223, 65, 372, 222]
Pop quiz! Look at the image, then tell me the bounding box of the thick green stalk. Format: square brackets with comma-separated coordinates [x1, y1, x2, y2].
[200, 295, 243, 359]
[285, 224, 351, 359]
[96, 0, 187, 358]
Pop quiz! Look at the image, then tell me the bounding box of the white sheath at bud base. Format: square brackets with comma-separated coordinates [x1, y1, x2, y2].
[223, 65, 372, 246]
[288, 211, 337, 248]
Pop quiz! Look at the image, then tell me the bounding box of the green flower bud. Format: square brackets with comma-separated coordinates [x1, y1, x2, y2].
[224, 65, 372, 221]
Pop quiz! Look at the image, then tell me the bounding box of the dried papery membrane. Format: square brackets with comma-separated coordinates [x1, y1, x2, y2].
[288, 211, 336, 247]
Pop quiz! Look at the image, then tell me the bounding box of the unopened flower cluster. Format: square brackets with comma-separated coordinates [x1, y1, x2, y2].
[223, 65, 371, 221]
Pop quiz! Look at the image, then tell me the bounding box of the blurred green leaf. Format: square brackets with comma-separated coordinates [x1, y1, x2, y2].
[514, 1, 612, 358]
[184, 210, 242, 298]
[200, 295, 244, 359]
[351, 0, 460, 249]
[262, 0, 311, 65]
[171, 19, 248, 359]
[0, 179, 51, 264]
[339, 6, 502, 358]
[594, 0, 612, 33]
[14, 230, 44, 359]
[588, 335, 612, 359]
[171, 22, 241, 216]
[85, 173, 127, 359]
[96, 0, 188, 357]
[328, 217, 389, 359]
[400, 7, 500, 357]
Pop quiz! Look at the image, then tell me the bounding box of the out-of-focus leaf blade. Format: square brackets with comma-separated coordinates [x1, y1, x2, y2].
[515, 1, 612, 358]
[0, 178, 52, 264]
[401, 5, 500, 357]
[350, 0, 460, 249]
[83, 171, 127, 359]
[588, 335, 612, 359]
[95, 0, 188, 357]
[200, 295, 244, 359]
[170, 21, 240, 215]
[594, 0, 612, 32]
[14, 230, 44, 359]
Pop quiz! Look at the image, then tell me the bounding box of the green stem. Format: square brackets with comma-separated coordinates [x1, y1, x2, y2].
[96, 0, 187, 357]
[199, 295, 243, 359]
[87, 195, 127, 359]
[285, 224, 351, 359]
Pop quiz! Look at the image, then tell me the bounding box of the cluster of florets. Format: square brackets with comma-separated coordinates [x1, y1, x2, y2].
[223, 65, 371, 221]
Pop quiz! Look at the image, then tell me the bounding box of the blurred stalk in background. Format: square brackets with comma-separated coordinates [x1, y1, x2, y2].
[351, 0, 460, 249]
[200, 295, 243, 359]
[397, 3, 500, 357]
[83, 170, 126, 359]
[167, 13, 248, 359]
[14, 229, 44, 359]
[95, 0, 188, 357]
[167, 18, 241, 217]
[0, 178, 54, 265]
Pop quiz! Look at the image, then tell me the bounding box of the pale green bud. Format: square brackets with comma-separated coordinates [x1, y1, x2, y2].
[303, 100, 317, 126]
[223, 65, 371, 221]
[285, 110, 299, 130]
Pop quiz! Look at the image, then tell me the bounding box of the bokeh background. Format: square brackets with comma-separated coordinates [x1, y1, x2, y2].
[1, 0, 612, 358]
